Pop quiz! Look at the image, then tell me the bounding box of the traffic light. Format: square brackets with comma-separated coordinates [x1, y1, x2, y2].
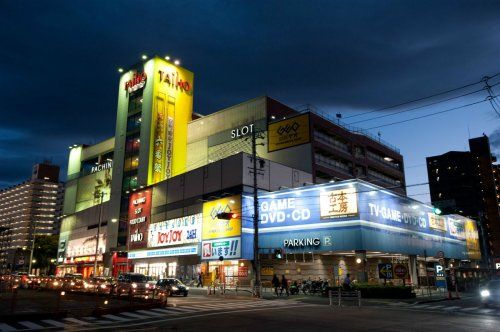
[274, 248, 283, 259]
[216, 212, 238, 220]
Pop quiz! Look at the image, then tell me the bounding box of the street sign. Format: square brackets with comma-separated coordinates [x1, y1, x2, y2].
[393, 264, 408, 279]
[378, 263, 393, 279]
[435, 264, 446, 288]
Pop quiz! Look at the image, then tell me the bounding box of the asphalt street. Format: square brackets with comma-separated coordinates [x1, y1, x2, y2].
[2, 293, 500, 332]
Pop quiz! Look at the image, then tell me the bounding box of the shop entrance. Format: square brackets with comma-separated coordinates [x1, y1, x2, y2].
[208, 260, 239, 287]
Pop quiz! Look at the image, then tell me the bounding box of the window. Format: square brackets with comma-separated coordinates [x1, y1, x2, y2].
[127, 113, 142, 132]
[128, 93, 143, 114]
[124, 156, 139, 172]
[125, 135, 140, 154]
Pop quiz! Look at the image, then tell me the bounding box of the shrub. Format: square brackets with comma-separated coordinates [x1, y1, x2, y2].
[352, 284, 415, 299]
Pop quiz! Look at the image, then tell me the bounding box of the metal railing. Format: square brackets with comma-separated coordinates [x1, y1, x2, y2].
[328, 289, 362, 307]
[302, 109, 400, 154]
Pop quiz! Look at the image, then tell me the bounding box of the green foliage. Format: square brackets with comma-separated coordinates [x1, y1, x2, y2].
[33, 235, 59, 273]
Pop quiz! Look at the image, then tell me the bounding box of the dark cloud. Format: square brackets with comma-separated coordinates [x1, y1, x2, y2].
[0, 0, 499, 187]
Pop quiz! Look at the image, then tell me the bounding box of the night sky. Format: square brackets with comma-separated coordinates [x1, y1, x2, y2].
[1, 0, 499, 202]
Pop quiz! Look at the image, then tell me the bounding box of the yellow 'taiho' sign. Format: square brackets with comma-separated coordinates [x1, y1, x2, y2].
[202, 195, 241, 240]
[268, 113, 310, 152]
[148, 57, 194, 185]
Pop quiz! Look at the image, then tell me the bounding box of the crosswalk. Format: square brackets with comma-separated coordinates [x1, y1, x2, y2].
[386, 302, 500, 316]
[0, 300, 305, 331]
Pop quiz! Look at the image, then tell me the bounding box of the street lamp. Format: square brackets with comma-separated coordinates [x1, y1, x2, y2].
[28, 219, 39, 274]
[93, 192, 106, 277]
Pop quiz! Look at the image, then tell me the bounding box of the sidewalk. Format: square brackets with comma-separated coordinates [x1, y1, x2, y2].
[193, 285, 478, 307]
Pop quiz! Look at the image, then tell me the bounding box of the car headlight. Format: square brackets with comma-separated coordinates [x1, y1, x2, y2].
[70, 282, 75, 286]
[100, 284, 107, 289]
[53, 281, 59, 286]
[145, 283, 150, 288]
[185, 287, 189, 291]
[172, 286, 178, 291]
[481, 289, 491, 297]
[132, 283, 137, 288]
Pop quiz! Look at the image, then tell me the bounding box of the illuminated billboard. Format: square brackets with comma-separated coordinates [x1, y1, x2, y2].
[464, 218, 481, 260]
[66, 233, 106, 258]
[241, 181, 481, 260]
[202, 195, 241, 240]
[128, 189, 152, 250]
[268, 113, 310, 152]
[75, 168, 112, 212]
[319, 187, 358, 219]
[148, 213, 202, 247]
[148, 58, 194, 185]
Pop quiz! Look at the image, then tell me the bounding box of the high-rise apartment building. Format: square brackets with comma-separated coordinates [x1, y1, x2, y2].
[0, 162, 64, 272]
[427, 135, 500, 264]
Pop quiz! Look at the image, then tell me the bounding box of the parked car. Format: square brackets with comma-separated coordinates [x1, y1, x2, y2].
[156, 278, 189, 297]
[116, 273, 151, 297]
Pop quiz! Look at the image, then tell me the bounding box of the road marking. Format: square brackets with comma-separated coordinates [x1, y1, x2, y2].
[412, 305, 430, 308]
[0, 323, 18, 331]
[18, 321, 45, 329]
[460, 307, 479, 311]
[42, 319, 68, 328]
[67, 303, 315, 331]
[64, 317, 90, 325]
[442, 306, 461, 311]
[136, 309, 165, 316]
[119, 312, 145, 319]
[476, 308, 495, 314]
[150, 308, 172, 314]
[426, 305, 444, 309]
[164, 307, 198, 313]
[102, 314, 129, 321]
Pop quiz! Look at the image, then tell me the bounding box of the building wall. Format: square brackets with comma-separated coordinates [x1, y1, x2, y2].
[427, 135, 500, 261]
[0, 163, 63, 271]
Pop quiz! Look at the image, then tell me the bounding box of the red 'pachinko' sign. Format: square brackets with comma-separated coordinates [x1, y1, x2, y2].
[125, 72, 147, 93]
[128, 189, 152, 250]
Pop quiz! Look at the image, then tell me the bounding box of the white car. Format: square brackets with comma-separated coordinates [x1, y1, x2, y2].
[480, 280, 500, 306]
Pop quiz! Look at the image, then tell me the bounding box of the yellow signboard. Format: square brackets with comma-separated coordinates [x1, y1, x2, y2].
[319, 187, 358, 219]
[148, 57, 194, 185]
[465, 218, 481, 260]
[268, 113, 310, 152]
[202, 195, 241, 240]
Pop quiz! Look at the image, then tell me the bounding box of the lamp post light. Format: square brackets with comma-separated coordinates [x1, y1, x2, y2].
[28, 221, 38, 274]
[93, 192, 106, 277]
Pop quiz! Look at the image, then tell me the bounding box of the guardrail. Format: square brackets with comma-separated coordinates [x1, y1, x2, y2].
[328, 289, 361, 307]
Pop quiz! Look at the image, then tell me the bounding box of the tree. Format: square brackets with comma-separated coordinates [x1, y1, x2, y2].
[32, 235, 59, 275]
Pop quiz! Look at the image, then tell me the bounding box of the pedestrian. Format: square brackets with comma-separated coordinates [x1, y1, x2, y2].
[280, 275, 289, 296]
[343, 273, 352, 290]
[197, 272, 203, 288]
[272, 274, 280, 296]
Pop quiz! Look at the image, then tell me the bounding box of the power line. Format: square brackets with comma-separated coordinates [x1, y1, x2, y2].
[344, 73, 500, 120]
[347, 87, 488, 125]
[363, 99, 488, 131]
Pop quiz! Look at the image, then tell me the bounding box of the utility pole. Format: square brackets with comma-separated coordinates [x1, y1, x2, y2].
[28, 219, 38, 274]
[93, 192, 105, 277]
[252, 128, 262, 297]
